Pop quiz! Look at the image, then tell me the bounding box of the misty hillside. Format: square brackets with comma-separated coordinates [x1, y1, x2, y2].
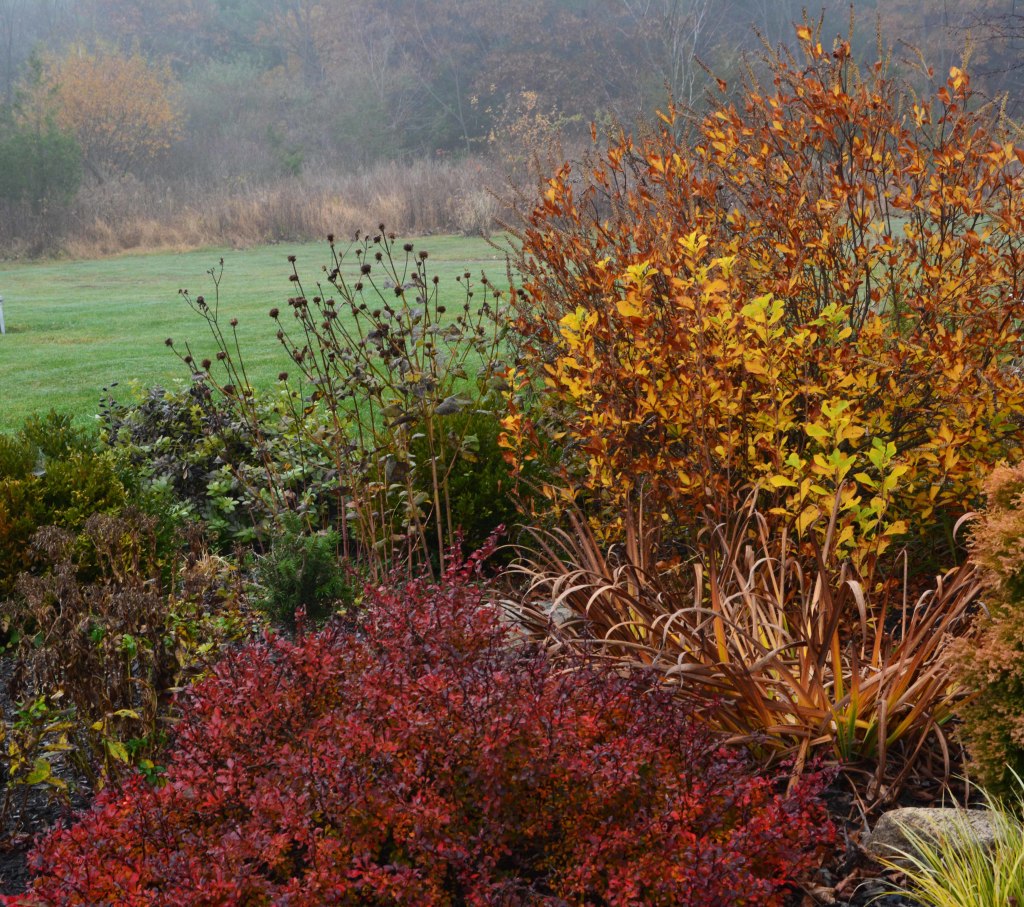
[0, 0, 1019, 254]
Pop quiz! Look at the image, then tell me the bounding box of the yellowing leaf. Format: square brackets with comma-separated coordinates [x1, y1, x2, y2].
[616, 297, 644, 318]
[805, 423, 830, 444]
[105, 739, 130, 763]
[796, 505, 819, 535]
[24, 758, 52, 786]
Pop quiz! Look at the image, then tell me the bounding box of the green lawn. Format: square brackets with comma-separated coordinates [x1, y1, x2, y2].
[0, 235, 514, 433]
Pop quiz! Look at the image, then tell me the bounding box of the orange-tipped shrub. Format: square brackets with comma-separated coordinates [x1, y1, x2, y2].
[505, 24, 1024, 570]
[955, 462, 1024, 796]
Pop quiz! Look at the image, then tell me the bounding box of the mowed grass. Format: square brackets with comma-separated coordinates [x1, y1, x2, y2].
[0, 235, 514, 433]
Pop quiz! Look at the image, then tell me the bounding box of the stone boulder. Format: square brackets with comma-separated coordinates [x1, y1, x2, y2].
[865, 807, 1007, 865]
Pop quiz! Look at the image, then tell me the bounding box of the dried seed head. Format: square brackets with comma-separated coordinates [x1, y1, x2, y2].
[278, 372, 289, 381]
[287, 255, 296, 263]
[230, 318, 238, 327]
[201, 358, 212, 370]
[269, 307, 280, 318]
[217, 351, 227, 361]
[165, 337, 174, 346]
[360, 264, 372, 275]
[403, 243, 414, 252]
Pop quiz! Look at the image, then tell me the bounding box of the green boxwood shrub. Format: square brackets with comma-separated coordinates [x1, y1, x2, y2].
[0, 411, 129, 599]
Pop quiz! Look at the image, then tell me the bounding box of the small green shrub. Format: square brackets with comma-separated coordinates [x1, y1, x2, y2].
[0, 434, 36, 480]
[38, 451, 128, 528]
[0, 412, 129, 598]
[20, 410, 91, 461]
[251, 514, 358, 630]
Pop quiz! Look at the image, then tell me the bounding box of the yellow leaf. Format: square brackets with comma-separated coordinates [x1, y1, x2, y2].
[796, 505, 819, 535]
[624, 262, 652, 285]
[616, 297, 644, 318]
[805, 423, 830, 444]
[105, 739, 130, 763]
[24, 758, 52, 786]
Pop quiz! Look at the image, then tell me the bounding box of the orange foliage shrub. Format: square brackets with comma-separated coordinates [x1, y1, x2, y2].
[955, 461, 1024, 795]
[505, 25, 1024, 568]
[28, 46, 182, 180]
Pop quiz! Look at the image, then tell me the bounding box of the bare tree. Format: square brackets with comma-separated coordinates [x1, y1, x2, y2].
[617, 0, 720, 109]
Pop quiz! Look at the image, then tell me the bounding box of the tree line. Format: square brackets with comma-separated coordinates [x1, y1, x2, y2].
[0, 0, 1022, 247]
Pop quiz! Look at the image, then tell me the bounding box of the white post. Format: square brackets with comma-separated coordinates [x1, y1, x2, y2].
[0, 294, 5, 335]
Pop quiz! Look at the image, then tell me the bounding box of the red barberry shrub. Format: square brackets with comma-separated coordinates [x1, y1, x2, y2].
[9, 553, 834, 906]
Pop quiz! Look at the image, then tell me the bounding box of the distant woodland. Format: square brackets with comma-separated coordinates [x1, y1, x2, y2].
[1, 0, 1022, 254]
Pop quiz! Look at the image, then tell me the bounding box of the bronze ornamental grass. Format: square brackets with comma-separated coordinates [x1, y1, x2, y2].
[509, 494, 982, 812]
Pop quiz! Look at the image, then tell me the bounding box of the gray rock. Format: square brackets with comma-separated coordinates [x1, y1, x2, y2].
[865, 807, 1007, 865]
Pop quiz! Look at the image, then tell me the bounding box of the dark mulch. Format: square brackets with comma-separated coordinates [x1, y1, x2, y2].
[782, 779, 919, 907]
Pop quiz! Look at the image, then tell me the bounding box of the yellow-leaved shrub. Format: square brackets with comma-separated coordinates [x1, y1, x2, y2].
[504, 24, 1024, 570]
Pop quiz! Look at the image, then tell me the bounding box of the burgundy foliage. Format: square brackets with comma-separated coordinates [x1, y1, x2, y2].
[7, 552, 833, 906]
